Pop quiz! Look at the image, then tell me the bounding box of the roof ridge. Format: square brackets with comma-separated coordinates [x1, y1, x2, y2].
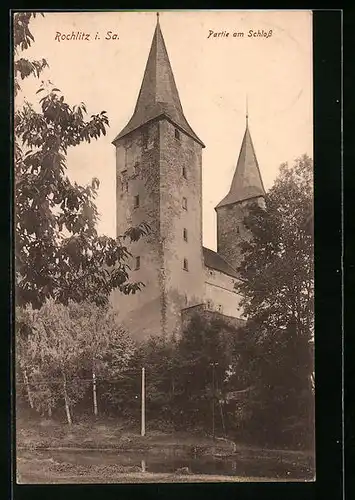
[203, 246, 240, 279]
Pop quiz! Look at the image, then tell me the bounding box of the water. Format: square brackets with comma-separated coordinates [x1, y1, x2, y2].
[18, 448, 315, 481]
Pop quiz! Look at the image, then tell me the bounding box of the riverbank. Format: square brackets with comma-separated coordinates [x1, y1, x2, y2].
[17, 450, 310, 484]
[15, 415, 315, 483]
[16, 416, 236, 455]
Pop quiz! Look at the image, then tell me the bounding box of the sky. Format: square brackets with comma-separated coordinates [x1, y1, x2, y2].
[15, 10, 313, 250]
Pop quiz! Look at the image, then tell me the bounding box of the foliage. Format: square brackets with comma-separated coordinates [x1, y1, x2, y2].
[67, 301, 136, 375]
[16, 300, 86, 419]
[13, 13, 48, 96]
[237, 154, 314, 336]
[14, 12, 149, 309]
[104, 315, 244, 435]
[16, 299, 137, 422]
[174, 315, 232, 430]
[235, 155, 314, 449]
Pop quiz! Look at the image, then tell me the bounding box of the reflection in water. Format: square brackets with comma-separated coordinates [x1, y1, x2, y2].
[18, 449, 314, 481]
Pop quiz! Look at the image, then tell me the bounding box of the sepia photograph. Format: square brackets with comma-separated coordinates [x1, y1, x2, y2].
[13, 10, 314, 483]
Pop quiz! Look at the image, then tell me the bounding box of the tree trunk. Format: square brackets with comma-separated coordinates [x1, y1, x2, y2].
[62, 370, 72, 426]
[23, 369, 34, 409]
[48, 402, 52, 418]
[92, 370, 98, 416]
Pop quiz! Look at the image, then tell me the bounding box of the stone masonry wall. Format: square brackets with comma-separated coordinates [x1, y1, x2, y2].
[112, 123, 163, 340]
[112, 118, 205, 340]
[216, 196, 264, 270]
[159, 120, 205, 337]
[181, 303, 246, 333]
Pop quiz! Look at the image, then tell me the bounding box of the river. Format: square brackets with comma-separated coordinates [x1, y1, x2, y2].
[17, 448, 315, 482]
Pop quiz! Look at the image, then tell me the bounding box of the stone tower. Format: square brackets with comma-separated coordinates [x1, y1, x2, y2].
[112, 15, 205, 340]
[215, 112, 265, 270]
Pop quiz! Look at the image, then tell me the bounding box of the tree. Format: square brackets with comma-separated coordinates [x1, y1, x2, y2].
[16, 305, 37, 410]
[173, 315, 236, 434]
[14, 12, 149, 309]
[17, 299, 87, 425]
[16, 299, 137, 423]
[235, 155, 314, 448]
[67, 301, 136, 416]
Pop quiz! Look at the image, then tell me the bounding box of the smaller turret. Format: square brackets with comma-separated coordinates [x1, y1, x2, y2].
[215, 108, 265, 269]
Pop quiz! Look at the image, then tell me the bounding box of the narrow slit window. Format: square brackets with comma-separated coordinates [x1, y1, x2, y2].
[121, 170, 128, 191]
[182, 197, 187, 210]
[134, 195, 140, 208]
[183, 228, 188, 242]
[182, 166, 187, 179]
[175, 128, 181, 140]
[142, 129, 148, 149]
[135, 256, 140, 270]
[183, 258, 188, 271]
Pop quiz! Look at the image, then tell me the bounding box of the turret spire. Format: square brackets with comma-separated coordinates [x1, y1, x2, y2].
[113, 15, 204, 146]
[215, 113, 265, 208]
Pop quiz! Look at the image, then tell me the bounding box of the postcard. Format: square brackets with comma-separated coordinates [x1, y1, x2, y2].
[14, 10, 314, 484]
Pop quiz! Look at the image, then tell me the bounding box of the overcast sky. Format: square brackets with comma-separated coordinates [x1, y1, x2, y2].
[16, 10, 313, 250]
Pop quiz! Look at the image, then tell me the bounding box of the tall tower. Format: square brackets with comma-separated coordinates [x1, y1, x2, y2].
[112, 15, 205, 340]
[215, 111, 265, 270]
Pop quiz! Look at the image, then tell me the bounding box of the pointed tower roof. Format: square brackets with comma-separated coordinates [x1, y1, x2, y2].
[216, 116, 265, 209]
[113, 15, 204, 147]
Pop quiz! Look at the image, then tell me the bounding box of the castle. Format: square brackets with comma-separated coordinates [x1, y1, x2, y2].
[111, 16, 266, 340]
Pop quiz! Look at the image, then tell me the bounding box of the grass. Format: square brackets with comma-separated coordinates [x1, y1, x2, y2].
[15, 412, 315, 483]
[16, 414, 236, 455]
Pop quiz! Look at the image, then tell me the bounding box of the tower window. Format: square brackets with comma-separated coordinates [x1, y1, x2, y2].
[121, 170, 128, 191]
[207, 300, 213, 310]
[135, 256, 140, 270]
[134, 195, 140, 208]
[183, 258, 188, 271]
[142, 129, 148, 149]
[133, 161, 139, 176]
[183, 228, 188, 242]
[182, 197, 187, 210]
[175, 128, 181, 141]
[182, 166, 187, 179]
[218, 304, 223, 313]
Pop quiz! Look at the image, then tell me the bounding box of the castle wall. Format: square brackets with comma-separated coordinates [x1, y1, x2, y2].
[159, 121, 205, 337]
[112, 123, 164, 340]
[181, 303, 245, 333]
[203, 267, 244, 318]
[112, 119, 205, 340]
